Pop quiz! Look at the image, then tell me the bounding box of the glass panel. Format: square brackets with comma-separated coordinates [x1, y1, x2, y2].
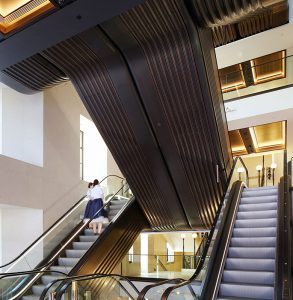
[121, 254, 195, 280]
[52, 276, 139, 300]
[221, 53, 292, 101]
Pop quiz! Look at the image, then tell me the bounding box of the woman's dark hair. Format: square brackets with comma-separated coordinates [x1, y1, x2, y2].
[88, 182, 93, 188]
[93, 179, 99, 186]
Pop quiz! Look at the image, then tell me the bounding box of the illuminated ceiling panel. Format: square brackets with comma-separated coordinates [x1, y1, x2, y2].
[229, 130, 247, 156]
[219, 64, 246, 93]
[230, 121, 286, 156]
[250, 121, 286, 151]
[0, 1, 31, 16]
[0, 0, 55, 34]
[251, 50, 286, 84]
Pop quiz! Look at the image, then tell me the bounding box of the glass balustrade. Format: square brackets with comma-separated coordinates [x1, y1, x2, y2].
[0, 175, 130, 300]
[121, 254, 197, 280]
[40, 274, 139, 300]
[221, 54, 293, 101]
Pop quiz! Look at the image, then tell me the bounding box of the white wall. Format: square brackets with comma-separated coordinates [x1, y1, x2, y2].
[0, 84, 43, 166]
[0, 205, 43, 271]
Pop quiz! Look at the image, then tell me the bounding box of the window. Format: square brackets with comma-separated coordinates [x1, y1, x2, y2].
[80, 130, 84, 180]
[166, 242, 174, 263]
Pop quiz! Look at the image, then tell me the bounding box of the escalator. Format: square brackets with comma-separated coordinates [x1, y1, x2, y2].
[0, 175, 148, 300]
[136, 153, 291, 300]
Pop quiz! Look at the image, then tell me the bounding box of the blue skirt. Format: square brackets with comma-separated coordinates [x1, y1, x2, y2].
[84, 198, 107, 219]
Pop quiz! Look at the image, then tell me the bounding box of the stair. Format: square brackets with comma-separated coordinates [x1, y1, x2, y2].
[217, 186, 278, 300]
[22, 198, 128, 299]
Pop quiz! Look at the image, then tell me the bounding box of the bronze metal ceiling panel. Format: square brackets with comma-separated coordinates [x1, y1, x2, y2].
[230, 121, 286, 155]
[251, 50, 286, 84]
[219, 64, 246, 93]
[229, 130, 247, 156]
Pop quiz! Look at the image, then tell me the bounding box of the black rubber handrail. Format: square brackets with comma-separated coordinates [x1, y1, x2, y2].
[275, 150, 292, 300]
[156, 156, 248, 299]
[40, 273, 140, 300]
[0, 174, 124, 271]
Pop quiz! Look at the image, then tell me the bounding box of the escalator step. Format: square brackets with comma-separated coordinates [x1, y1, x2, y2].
[230, 237, 276, 247]
[66, 249, 87, 258]
[234, 218, 276, 228]
[228, 247, 275, 259]
[41, 275, 63, 285]
[72, 241, 93, 250]
[225, 258, 275, 272]
[222, 270, 275, 285]
[58, 257, 80, 267]
[237, 210, 277, 220]
[32, 284, 47, 296]
[232, 227, 276, 238]
[238, 203, 277, 212]
[219, 283, 274, 299]
[240, 196, 277, 204]
[79, 235, 98, 242]
[241, 189, 278, 198]
[50, 265, 72, 273]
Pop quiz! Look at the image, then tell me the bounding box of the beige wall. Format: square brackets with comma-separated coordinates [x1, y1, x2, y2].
[0, 82, 122, 230]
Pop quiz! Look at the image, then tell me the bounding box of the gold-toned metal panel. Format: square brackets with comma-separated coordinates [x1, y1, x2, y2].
[0, 0, 31, 16]
[219, 64, 246, 93]
[251, 50, 286, 84]
[229, 130, 247, 156]
[253, 121, 286, 150]
[0, 0, 54, 34]
[230, 121, 286, 156]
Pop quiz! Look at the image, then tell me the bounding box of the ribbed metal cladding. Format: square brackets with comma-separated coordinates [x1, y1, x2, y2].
[2, 54, 68, 91]
[71, 201, 148, 276]
[42, 36, 184, 230]
[110, 0, 228, 228]
[189, 0, 262, 27]
[197, 26, 233, 175]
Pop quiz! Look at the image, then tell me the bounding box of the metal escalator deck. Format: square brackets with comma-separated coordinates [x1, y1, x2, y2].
[217, 186, 278, 300]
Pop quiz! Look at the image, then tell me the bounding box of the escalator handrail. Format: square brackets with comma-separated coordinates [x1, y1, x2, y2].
[275, 150, 292, 300]
[199, 180, 244, 300]
[0, 184, 130, 300]
[159, 157, 248, 299]
[40, 273, 140, 300]
[0, 174, 124, 271]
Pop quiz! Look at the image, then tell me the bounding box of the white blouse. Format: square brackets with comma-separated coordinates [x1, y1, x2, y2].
[90, 185, 104, 200]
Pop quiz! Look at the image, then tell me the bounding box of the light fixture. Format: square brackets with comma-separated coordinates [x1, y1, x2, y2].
[192, 233, 197, 239]
[256, 165, 262, 171]
[237, 167, 245, 181]
[256, 164, 262, 187]
[271, 163, 277, 185]
[180, 233, 186, 239]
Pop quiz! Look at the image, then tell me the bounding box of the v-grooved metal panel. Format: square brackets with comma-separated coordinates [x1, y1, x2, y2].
[41, 28, 190, 230]
[101, 0, 228, 228]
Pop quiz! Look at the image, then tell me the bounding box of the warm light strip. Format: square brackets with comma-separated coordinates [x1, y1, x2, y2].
[249, 127, 258, 149]
[250, 51, 286, 84]
[0, 0, 53, 34]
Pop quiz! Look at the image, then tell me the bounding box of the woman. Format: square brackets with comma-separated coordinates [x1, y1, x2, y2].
[85, 179, 108, 234]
